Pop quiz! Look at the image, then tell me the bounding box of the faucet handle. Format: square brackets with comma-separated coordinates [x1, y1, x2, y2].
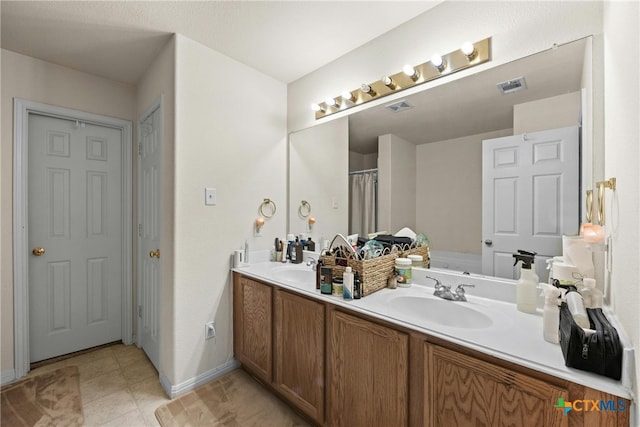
[453, 284, 474, 301]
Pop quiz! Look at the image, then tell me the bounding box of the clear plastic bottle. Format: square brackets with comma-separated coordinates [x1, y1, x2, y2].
[566, 288, 590, 328]
[540, 284, 561, 344]
[580, 278, 603, 309]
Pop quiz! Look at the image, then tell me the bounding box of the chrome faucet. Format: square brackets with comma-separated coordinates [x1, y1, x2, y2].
[426, 276, 475, 302]
[426, 276, 454, 300]
[306, 257, 317, 270]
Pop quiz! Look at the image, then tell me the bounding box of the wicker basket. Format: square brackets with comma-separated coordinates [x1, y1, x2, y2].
[320, 250, 400, 296]
[402, 245, 430, 268]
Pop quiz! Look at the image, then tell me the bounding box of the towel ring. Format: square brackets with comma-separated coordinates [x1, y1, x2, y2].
[259, 198, 276, 218]
[585, 189, 593, 223]
[298, 200, 311, 218]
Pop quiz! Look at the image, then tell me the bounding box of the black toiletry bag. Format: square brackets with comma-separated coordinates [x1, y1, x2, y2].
[558, 302, 623, 380]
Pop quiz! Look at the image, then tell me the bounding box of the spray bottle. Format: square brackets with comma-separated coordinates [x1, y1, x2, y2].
[513, 250, 539, 314]
[540, 283, 562, 343]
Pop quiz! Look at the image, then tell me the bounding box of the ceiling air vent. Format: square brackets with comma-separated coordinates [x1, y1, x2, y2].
[496, 77, 527, 94]
[385, 99, 414, 113]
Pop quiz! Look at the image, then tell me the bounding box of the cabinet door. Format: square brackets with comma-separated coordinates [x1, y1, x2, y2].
[233, 275, 272, 382]
[425, 343, 568, 427]
[328, 310, 409, 427]
[274, 290, 325, 424]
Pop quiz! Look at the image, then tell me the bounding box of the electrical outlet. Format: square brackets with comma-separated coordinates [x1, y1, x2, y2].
[205, 321, 216, 340]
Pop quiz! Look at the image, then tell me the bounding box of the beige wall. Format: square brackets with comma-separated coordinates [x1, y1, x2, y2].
[513, 91, 581, 135]
[378, 134, 416, 233]
[0, 49, 136, 376]
[172, 34, 287, 385]
[135, 36, 176, 384]
[603, 0, 640, 411]
[415, 129, 512, 255]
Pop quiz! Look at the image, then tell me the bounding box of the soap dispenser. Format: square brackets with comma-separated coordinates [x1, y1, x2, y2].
[513, 250, 539, 314]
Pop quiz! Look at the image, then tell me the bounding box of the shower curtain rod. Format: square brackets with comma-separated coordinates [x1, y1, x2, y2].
[349, 168, 378, 175]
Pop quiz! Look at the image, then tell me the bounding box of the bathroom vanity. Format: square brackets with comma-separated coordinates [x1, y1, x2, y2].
[233, 262, 633, 427]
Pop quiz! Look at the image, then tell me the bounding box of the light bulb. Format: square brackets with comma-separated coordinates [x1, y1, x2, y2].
[403, 64, 418, 80]
[431, 54, 443, 67]
[325, 97, 337, 107]
[311, 103, 325, 112]
[461, 41, 477, 60]
[360, 83, 376, 96]
[341, 91, 354, 101]
[381, 75, 396, 89]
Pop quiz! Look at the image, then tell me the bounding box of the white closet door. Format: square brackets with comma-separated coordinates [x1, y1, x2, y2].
[28, 114, 123, 362]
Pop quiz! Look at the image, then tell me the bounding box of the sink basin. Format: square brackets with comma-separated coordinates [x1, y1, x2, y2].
[272, 266, 315, 286]
[387, 295, 492, 329]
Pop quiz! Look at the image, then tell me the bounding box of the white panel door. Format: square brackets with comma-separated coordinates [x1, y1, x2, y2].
[138, 106, 162, 370]
[482, 126, 579, 281]
[28, 114, 123, 362]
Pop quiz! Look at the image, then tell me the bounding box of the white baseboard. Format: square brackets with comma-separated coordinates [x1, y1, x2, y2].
[430, 250, 482, 274]
[1, 369, 16, 386]
[159, 359, 241, 399]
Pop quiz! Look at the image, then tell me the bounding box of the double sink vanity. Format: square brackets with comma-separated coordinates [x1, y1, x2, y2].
[233, 253, 633, 426]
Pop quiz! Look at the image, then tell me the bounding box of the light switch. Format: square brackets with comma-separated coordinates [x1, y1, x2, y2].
[205, 188, 217, 206]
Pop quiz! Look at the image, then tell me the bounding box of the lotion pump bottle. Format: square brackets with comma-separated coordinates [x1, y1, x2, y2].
[343, 267, 354, 300]
[513, 250, 539, 314]
[540, 284, 561, 343]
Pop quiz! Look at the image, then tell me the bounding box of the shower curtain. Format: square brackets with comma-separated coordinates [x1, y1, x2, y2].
[349, 170, 377, 237]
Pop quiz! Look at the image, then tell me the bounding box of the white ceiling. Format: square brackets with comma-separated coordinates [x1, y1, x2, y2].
[1, 1, 441, 85]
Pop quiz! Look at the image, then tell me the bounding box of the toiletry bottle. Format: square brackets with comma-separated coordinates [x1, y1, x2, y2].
[320, 266, 333, 295]
[343, 267, 354, 300]
[353, 272, 361, 299]
[513, 250, 539, 314]
[307, 238, 316, 252]
[244, 240, 249, 264]
[315, 259, 323, 290]
[292, 238, 303, 264]
[566, 286, 590, 328]
[540, 284, 562, 344]
[580, 278, 603, 309]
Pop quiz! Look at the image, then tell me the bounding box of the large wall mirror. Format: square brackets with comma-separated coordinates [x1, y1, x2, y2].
[289, 36, 602, 281]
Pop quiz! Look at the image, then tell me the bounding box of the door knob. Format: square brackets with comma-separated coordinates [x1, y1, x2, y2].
[32, 247, 46, 256]
[484, 240, 493, 247]
[149, 249, 160, 259]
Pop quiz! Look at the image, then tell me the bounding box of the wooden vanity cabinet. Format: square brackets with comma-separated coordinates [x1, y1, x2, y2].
[233, 273, 630, 427]
[233, 274, 273, 383]
[327, 309, 410, 427]
[273, 289, 325, 424]
[425, 343, 568, 427]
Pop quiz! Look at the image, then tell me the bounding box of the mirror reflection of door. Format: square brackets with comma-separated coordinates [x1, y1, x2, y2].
[482, 126, 580, 282]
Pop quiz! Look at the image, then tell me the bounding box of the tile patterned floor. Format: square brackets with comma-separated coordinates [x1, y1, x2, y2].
[28, 344, 169, 426]
[27, 344, 308, 426]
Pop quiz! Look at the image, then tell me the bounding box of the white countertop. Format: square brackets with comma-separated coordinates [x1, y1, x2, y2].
[233, 255, 635, 401]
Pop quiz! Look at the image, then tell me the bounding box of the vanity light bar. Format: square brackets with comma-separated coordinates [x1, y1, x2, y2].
[313, 37, 491, 120]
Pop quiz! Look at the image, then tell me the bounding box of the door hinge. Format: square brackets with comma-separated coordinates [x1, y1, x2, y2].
[138, 305, 142, 318]
[138, 224, 143, 237]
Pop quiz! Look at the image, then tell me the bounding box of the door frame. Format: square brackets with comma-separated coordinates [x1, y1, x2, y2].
[13, 98, 133, 378]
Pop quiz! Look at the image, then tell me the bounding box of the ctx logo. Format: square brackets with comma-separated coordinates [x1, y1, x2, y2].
[554, 397, 627, 415]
